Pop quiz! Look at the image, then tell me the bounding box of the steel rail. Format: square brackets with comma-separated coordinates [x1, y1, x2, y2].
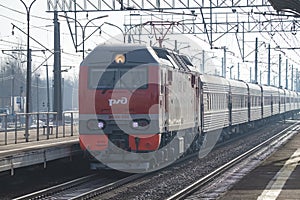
[13, 174, 99, 200]
[166, 121, 300, 200]
[69, 173, 147, 200]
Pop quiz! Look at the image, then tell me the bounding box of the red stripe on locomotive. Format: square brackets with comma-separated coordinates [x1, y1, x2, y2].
[79, 135, 108, 151]
[128, 134, 161, 151]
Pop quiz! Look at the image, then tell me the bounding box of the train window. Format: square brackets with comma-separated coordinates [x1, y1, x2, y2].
[191, 75, 195, 87]
[89, 66, 148, 89]
[89, 68, 116, 89]
[168, 70, 173, 83]
[120, 68, 147, 89]
[160, 70, 164, 94]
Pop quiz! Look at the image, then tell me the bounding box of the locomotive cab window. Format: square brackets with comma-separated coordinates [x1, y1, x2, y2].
[88, 66, 148, 90]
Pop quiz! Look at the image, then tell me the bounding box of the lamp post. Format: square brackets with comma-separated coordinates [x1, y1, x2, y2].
[60, 15, 108, 59]
[36, 74, 40, 112]
[19, 0, 36, 142]
[42, 51, 50, 113]
[11, 68, 15, 115]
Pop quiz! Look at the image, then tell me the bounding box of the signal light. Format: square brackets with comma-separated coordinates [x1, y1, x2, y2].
[114, 54, 126, 64]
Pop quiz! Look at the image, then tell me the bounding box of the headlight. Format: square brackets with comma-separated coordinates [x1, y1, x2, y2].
[132, 119, 150, 129]
[132, 121, 139, 128]
[98, 121, 105, 129]
[87, 119, 106, 130]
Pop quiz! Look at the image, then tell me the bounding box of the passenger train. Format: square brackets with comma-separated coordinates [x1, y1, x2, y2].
[79, 44, 300, 172]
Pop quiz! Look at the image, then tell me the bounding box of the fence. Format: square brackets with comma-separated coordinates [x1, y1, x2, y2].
[0, 111, 78, 145]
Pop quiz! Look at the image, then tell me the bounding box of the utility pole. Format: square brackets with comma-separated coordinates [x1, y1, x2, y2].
[250, 67, 252, 83]
[260, 70, 262, 84]
[11, 68, 14, 115]
[221, 57, 224, 77]
[201, 50, 205, 74]
[238, 62, 240, 80]
[291, 64, 294, 91]
[53, 10, 62, 122]
[296, 68, 299, 92]
[254, 37, 258, 83]
[286, 59, 288, 89]
[223, 47, 226, 78]
[45, 64, 50, 113]
[36, 75, 40, 112]
[279, 54, 281, 87]
[268, 44, 271, 86]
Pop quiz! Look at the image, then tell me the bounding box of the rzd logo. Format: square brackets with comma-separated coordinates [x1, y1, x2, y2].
[108, 97, 128, 106]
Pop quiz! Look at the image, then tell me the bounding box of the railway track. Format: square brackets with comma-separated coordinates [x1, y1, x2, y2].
[13, 172, 137, 200]
[13, 121, 298, 200]
[166, 121, 300, 200]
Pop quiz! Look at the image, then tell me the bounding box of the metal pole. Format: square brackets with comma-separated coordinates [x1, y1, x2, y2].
[11, 68, 14, 115]
[250, 67, 252, 83]
[202, 50, 205, 74]
[268, 44, 271, 86]
[254, 37, 258, 83]
[25, 49, 32, 141]
[46, 64, 50, 112]
[223, 47, 226, 78]
[53, 10, 62, 122]
[291, 64, 294, 91]
[296, 68, 298, 92]
[260, 70, 262, 84]
[36, 75, 39, 112]
[82, 26, 85, 59]
[19, 0, 36, 142]
[238, 62, 240, 80]
[221, 57, 224, 77]
[279, 54, 281, 87]
[286, 59, 288, 89]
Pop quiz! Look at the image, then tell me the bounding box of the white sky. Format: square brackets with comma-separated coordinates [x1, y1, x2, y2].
[0, 1, 299, 88]
[0, 0, 124, 80]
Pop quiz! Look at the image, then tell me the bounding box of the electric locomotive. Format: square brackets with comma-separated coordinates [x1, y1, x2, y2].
[79, 45, 200, 171]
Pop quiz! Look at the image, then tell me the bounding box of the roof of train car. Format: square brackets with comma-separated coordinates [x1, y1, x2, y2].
[80, 44, 198, 73]
[278, 88, 285, 95]
[200, 74, 230, 86]
[80, 44, 158, 66]
[227, 79, 248, 89]
[261, 85, 280, 96]
[246, 82, 262, 92]
[290, 90, 298, 96]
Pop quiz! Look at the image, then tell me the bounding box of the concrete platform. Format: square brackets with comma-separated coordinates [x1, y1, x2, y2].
[221, 130, 300, 200]
[0, 126, 81, 175]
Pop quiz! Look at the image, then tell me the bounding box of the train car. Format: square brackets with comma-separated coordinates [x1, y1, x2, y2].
[79, 44, 199, 171]
[297, 92, 300, 110]
[227, 79, 249, 126]
[271, 86, 280, 116]
[279, 88, 285, 114]
[261, 85, 278, 118]
[285, 89, 291, 112]
[291, 91, 298, 111]
[199, 74, 230, 133]
[247, 83, 262, 121]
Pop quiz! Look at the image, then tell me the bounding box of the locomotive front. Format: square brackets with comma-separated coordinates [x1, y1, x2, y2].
[79, 45, 162, 170]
